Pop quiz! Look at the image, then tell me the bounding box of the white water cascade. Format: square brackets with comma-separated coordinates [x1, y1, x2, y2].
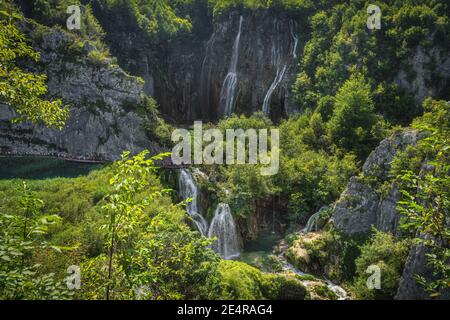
[302, 211, 321, 233]
[179, 170, 240, 259]
[219, 16, 244, 117]
[290, 20, 299, 58]
[262, 20, 288, 116]
[200, 29, 218, 111]
[262, 65, 287, 116]
[208, 203, 240, 259]
[179, 169, 209, 236]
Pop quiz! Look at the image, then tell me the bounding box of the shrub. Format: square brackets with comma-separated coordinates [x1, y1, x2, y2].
[351, 230, 410, 299]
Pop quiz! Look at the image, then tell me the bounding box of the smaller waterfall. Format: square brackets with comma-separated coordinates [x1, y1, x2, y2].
[219, 16, 244, 117]
[262, 65, 287, 116]
[200, 30, 218, 111]
[208, 203, 240, 259]
[179, 169, 209, 236]
[302, 211, 321, 233]
[290, 21, 299, 58]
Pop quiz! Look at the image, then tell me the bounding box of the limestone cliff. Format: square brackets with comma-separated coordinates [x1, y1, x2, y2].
[0, 24, 159, 160]
[95, 8, 302, 123]
[331, 130, 421, 235]
[330, 129, 449, 299]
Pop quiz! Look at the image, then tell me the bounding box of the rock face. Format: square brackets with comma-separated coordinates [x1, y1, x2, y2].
[395, 244, 433, 300]
[194, 11, 300, 121]
[0, 27, 158, 161]
[97, 9, 302, 123]
[330, 129, 450, 299]
[331, 130, 421, 235]
[395, 46, 450, 105]
[396, 243, 450, 300]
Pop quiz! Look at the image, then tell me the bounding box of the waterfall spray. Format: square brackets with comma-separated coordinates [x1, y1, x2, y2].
[262, 19, 288, 116]
[303, 211, 321, 233]
[179, 170, 240, 259]
[179, 169, 209, 236]
[208, 203, 240, 259]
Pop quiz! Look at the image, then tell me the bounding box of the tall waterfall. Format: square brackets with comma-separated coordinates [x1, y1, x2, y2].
[179, 169, 209, 236]
[200, 30, 217, 114]
[208, 203, 240, 259]
[262, 20, 288, 116]
[219, 16, 244, 117]
[290, 20, 299, 58]
[262, 65, 287, 116]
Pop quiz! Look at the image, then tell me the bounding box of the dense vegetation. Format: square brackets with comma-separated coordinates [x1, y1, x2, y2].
[0, 7, 68, 128]
[284, 99, 449, 299]
[0, 0, 448, 300]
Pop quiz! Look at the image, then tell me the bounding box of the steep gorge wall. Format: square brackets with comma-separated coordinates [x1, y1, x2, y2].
[172, 10, 301, 122]
[97, 9, 303, 123]
[0, 25, 159, 160]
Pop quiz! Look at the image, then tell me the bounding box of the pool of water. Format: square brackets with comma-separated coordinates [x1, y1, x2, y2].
[244, 230, 283, 253]
[0, 156, 103, 179]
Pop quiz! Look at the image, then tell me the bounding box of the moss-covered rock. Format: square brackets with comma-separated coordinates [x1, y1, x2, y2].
[218, 260, 308, 300]
[285, 230, 364, 283]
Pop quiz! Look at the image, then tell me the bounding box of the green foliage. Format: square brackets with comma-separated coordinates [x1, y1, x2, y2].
[98, 0, 192, 40]
[0, 151, 224, 300]
[198, 111, 357, 225]
[351, 230, 410, 300]
[24, 0, 107, 48]
[87, 49, 109, 66]
[141, 96, 174, 146]
[311, 283, 338, 300]
[327, 75, 378, 159]
[278, 111, 357, 223]
[0, 10, 68, 128]
[238, 251, 282, 273]
[395, 99, 450, 298]
[77, 150, 221, 300]
[101, 150, 167, 299]
[217, 260, 307, 299]
[292, 0, 449, 123]
[208, 0, 315, 16]
[0, 182, 71, 299]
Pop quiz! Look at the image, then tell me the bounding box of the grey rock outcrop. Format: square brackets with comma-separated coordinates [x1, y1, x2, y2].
[0, 26, 158, 160]
[330, 129, 450, 299]
[396, 46, 450, 105]
[395, 244, 433, 300]
[331, 177, 380, 235]
[396, 243, 450, 300]
[331, 130, 421, 235]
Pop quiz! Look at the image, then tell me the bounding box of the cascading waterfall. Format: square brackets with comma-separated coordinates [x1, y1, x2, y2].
[290, 20, 299, 58]
[179, 170, 240, 259]
[200, 30, 217, 112]
[208, 203, 240, 259]
[179, 169, 209, 236]
[262, 20, 288, 116]
[262, 65, 287, 116]
[219, 16, 244, 117]
[302, 211, 321, 233]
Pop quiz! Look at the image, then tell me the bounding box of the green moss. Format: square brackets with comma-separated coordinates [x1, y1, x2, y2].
[218, 260, 307, 300]
[311, 283, 338, 300]
[238, 252, 282, 273]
